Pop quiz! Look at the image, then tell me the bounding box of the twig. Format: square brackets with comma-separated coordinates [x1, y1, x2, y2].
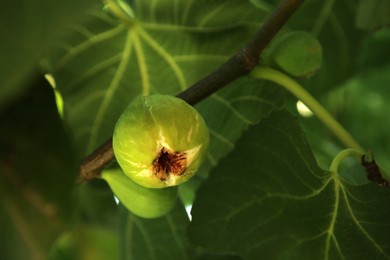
[177, 0, 304, 105]
[79, 0, 305, 182]
[79, 137, 114, 182]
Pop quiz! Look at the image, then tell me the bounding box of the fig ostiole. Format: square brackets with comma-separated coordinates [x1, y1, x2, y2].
[102, 168, 177, 219]
[113, 94, 209, 188]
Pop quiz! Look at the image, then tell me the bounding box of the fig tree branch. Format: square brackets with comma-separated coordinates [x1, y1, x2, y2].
[177, 0, 304, 105]
[79, 0, 305, 182]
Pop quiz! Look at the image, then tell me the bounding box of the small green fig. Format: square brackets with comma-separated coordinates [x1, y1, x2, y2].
[113, 94, 209, 188]
[266, 31, 322, 78]
[102, 168, 178, 218]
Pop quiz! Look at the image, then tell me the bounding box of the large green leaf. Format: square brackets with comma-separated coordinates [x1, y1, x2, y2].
[188, 110, 390, 259]
[46, 0, 283, 168]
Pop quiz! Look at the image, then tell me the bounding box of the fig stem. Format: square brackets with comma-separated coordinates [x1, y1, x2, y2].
[329, 149, 390, 187]
[329, 148, 364, 174]
[250, 66, 364, 153]
[250, 67, 386, 182]
[79, 0, 305, 182]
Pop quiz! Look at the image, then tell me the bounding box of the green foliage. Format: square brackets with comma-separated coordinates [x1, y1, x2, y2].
[188, 110, 390, 259]
[49, 226, 119, 260]
[0, 0, 97, 111]
[0, 77, 76, 259]
[118, 202, 191, 259]
[356, 0, 390, 30]
[1, 0, 390, 259]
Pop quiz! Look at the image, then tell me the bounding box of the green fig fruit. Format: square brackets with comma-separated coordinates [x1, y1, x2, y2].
[113, 94, 209, 188]
[267, 31, 322, 78]
[102, 168, 178, 218]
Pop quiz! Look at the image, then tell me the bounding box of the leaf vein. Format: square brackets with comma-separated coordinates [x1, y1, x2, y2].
[87, 29, 133, 153]
[138, 28, 187, 90]
[198, 1, 231, 27]
[209, 128, 235, 149]
[132, 29, 150, 96]
[131, 215, 158, 260]
[211, 94, 255, 125]
[341, 186, 390, 258]
[66, 54, 122, 90]
[181, 0, 195, 25]
[165, 214, 189, 260]
[54, 24, 125, 70]
[325, 176, 340, 260]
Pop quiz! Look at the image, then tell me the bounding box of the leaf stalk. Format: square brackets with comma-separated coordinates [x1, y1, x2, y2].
[250, 66, 364, 153]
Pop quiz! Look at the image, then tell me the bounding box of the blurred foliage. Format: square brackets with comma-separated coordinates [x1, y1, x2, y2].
[0, 0, 97, 111]
[0, 76, 75, 259]
[356, 0, 390, 30]
[49, 225, 119, 260]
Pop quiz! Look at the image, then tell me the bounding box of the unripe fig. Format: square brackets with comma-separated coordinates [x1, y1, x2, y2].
[266, 31, 322, 78]
[113, 94, 209, 188]
[102, 168, 177, 218]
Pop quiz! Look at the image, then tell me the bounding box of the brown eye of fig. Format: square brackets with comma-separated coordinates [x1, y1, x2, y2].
[152, 147, 187, 180]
